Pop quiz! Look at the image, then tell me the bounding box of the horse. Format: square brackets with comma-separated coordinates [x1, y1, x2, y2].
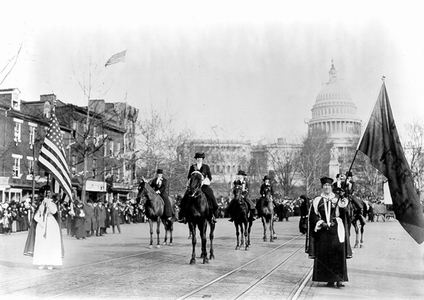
[185, 170, 215, 264]
[136, 177, 173, 248]
[255, 187, 276, 242]
[162, 196, 175, 246]
[349, 195, 367, 248]
[232, 184, 253, 250]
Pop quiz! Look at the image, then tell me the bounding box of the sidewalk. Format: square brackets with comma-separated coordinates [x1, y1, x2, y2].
[302, 218, 424, 300]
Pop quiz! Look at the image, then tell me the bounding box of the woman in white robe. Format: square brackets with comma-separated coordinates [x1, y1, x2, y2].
[33, 188, 62, 269]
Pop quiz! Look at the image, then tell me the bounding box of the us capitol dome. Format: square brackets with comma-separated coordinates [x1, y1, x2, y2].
[307, 61, 362, 152]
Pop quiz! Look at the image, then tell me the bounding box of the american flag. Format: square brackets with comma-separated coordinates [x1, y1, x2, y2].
[39, 108, 73, 201]
[105, 50, 126, 67]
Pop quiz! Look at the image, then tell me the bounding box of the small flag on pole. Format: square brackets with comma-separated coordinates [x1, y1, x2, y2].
[105, 50, 126, 67]
[38, 107, 73, 201]
[357, 81, 424, 244]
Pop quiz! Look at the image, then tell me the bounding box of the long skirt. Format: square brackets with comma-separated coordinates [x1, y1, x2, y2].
[33, 215, 62, 266]
[312, 225, 348, 283]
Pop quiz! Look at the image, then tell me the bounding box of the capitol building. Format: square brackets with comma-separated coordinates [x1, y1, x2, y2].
[308, 61, 362, 156]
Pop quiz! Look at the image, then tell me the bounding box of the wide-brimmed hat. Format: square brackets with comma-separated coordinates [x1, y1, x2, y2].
[263, 175, 270, 181]
[320, 177, 334, 185]
[156, 169, 164, 174]
[237, 170, 246, 176]
[194, 152, 205, 159]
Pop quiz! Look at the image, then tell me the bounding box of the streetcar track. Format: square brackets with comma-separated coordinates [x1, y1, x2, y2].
[233, 244, 305, 299]
[176, 234, 305, 300]
[2, 228, 308, 299]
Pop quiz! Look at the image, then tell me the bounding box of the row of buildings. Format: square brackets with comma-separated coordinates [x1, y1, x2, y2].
[0, 89, 139, 204]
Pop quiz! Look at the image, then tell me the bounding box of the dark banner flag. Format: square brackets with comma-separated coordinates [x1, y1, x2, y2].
[39, 107, 73, 201]
[357, 81, 424, 244]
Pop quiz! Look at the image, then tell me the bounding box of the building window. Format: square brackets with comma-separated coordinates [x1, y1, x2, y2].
[29, 124, 37, 148]
[109, 141, 114, 157]
[27, 156, 35, 175]
[72, 155, 77, 176]
[116, 142, 121, 156]
[104, 140, 108, 156]
[92, 159, 97, 177]
[12, 154, 22, 178]
[13, 119, 23, 143]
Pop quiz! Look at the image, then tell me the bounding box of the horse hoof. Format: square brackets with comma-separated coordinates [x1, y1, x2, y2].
[270, 239, 274, 242]
[190, 259, 196, 265]
[203, 258, 209, 264]
[162, 242, 167, 246]
[263, 238, 267, 242]
[169, 243, 173, 246]
[149, 245, 153, 249]
[354, 243, 359, 248]
[235, 246, 240, 250]
[157, 245, 161, 249]
[360, 244, 364, 248]
[209, 254, 215, 260]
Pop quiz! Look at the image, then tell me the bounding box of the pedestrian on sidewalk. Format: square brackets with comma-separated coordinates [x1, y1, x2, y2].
[110, 197, 122, 234]
[306, 177, 349, 288]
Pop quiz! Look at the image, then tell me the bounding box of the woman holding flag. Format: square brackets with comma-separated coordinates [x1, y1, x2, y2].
[32, 185, 63, 270]
[306, 177, 349, 288]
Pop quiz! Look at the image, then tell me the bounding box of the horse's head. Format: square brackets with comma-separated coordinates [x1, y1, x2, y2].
[233, 185, 244, 202]
[136, 177, 148, 199]
[188, 171, 203, 197]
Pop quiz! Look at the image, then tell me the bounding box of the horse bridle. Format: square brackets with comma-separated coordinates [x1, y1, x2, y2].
[189, 171, 204, 197]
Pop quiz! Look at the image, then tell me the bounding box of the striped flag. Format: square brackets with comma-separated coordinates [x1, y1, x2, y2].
[105, 50, 126, 67]
[39, 107, 73, 201]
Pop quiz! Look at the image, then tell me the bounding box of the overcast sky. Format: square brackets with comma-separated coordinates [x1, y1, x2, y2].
[1, 1, 424, 144]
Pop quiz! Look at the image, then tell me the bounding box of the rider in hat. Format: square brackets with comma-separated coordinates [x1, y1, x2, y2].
[227, 170, 257, 222]
[260, 175, 274, 197]
[178, 152, 218, 223]
[150, 168, 174, 221]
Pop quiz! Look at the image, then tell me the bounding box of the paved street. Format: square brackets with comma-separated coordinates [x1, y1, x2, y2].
[0, 217, 423, 299]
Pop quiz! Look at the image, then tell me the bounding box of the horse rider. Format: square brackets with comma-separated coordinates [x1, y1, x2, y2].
[150, 168, 174, 221]
[259, 175, 279, 208]
[227, 170, 257, 222]
[178, 152, 218, 224]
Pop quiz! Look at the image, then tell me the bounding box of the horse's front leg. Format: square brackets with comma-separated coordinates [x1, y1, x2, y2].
[235, 223, 241, 250]
[262, 217, 267, 242]
[149, 220, 154, 249]
[246, 221, 252, 249]
[156, 218, 161, 248]
[353, 222, 360, 248]
[240, 223, 245, 248]
[169, 222, 174, 246]
[190, 223, 197, 265]
[269, 218, 274, 242]
[200, 222, 209, 264]
[209, 221, 215, 260]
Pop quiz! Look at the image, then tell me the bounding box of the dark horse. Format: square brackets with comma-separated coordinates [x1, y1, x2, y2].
[136, 177, 174, 248]
[186, 171, 215, 264]
[348, 195, 367, 248]
[232, 185, 253, 250]
[255, 186, 276, 242]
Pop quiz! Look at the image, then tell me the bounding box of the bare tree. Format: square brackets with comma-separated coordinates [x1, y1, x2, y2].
[267, 146, 299, 197]
[298, 131, 332, 196]
[135, 107, 193, 195]
[0, 43, 22, 86]
[404, 119, 424, 198]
